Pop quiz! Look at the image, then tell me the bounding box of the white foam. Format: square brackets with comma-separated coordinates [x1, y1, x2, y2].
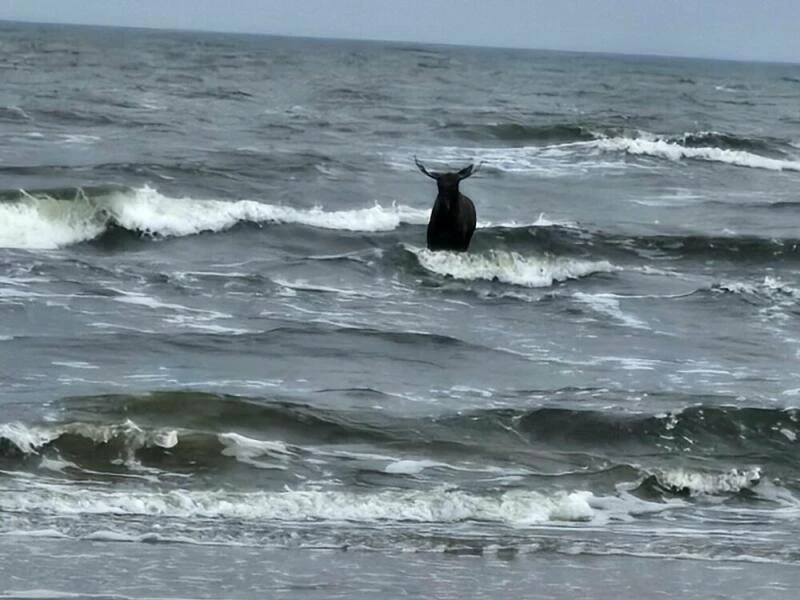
[0, 185, 583, 251]
[393, 146, 627, 176]
[0, 185, 433, 250]
[409, 132, 799, 174]
[109, 186, 430, 237]
[572, 292, 650, 330]
[37, 456, 77, 473]
[51, 361, 99, 370]
[594, 137, 800, 171]
[153, 429, 179, 449]
[57, 134, 101, 144]
[6, 528, 67, 539]
[713, 276, 800, 321]
[273, 278, 394, 299]
[0, 485, 604, 525]
[478, 212, 578, 229]
[597, 356, 661, 371]
[411, 247, 615, 288]
[0, 190, 106, 249]
[0, 420, 179, 456]
[82, 529, 136, 542]
[384, 459, 442, 474]
[0, 423, 59, 454]
[218, 433, 296, 469]
[654, 467, 762, 496]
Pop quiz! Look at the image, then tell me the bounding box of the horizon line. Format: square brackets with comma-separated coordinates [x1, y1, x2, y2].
[2, 18, 799, 67]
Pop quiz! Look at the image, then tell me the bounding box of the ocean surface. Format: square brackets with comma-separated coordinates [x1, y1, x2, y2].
[2, 20, 800, 598]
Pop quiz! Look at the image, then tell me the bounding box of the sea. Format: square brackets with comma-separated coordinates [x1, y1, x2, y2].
[1, 19, 800, 599]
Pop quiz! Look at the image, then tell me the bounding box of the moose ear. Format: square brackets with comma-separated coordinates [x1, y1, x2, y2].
[457, 164, 475, 180]
[457, 161, 483, 180]
[414, 156, 440, 179]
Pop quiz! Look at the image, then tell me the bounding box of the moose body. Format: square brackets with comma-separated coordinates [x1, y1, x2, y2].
[415, 157, 479, 252]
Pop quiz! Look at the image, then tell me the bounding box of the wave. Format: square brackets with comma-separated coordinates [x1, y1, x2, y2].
[397, 144, 628, 176]
[29, 107, 116, 127]
[445, 122, 597, 144]
[573, 229, 800, 263]
[416, 223, 800, 265]
[0, 104, 31, 123]
[0, 484, 607, 526]
[0, 188, 109, 250]
[3, 186, 799, 268]
[592, 136, 800, 171]
[637, 233, 800, 262]
[408, 246, 616, 288]
[405, 129, 800, 174]
[441, 123, 782, 156]
[0, 392, 404, 465]
[639, 467, 763, 498]
[674, 131, 781, 155]
[4, 392, 799, 479]
[709, 276, 800, 305]
[513, 405, 800, 458]
[0, 185, 430, 249]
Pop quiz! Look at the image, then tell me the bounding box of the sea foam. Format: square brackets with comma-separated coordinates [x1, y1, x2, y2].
[399, 130, 800, 176]
[0, 485, 605, 526]
[411, 247, 615, 288]
[652, 467, 763, 496]
[0, 190, 107, 249]
[0, 186, 431, 249]
[109, 186, 430, 237]
[593, 136, 800, 171]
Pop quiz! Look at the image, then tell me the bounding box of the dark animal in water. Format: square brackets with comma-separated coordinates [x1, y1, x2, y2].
[415, 157, 480, 252]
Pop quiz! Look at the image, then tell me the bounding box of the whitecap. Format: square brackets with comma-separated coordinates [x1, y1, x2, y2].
[593, 136, 800, 171]
[0, 422, 60, 454]
[108, 185, 430, 236]
[653, 467, 762, 496]
[389, 146, 628, 176]
[0, 185, 433, 250]
[0, 189, 107, 249]
[384, 459, 442, 474]
[218, 432, 296, 469]
[410, 246, 615, 288]
[0, 485, 609, 526]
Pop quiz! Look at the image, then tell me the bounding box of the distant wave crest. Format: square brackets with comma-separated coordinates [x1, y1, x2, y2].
[401, 128, 800, 175]
[593, 135, 800, 171]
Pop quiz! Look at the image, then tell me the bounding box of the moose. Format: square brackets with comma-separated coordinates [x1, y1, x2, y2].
[415, 157, 480, 252]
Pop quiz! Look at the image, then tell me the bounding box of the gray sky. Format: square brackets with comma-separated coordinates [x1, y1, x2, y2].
[3, 0, 799, 63]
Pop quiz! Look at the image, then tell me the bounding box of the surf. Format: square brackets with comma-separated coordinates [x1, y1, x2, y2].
[408, 245, 616, 288]
[0, 185, 432, 249]
[390, 128, 800, 176]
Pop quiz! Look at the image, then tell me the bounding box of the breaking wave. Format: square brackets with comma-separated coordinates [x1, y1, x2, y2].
[641, 467, 763, 497]
[3, 392, 799, 482]
[593, 136, 800, 171]
[409, 246, 616, 288]
[400, 128, 800, 175]
[0, 485, 604, 526]
[0, 185, 431, 249]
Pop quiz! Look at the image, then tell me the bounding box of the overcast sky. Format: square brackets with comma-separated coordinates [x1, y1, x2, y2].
[3, 0, 799, 63]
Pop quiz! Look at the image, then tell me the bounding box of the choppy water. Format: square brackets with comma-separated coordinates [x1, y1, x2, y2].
[2, 20, 800, 598]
